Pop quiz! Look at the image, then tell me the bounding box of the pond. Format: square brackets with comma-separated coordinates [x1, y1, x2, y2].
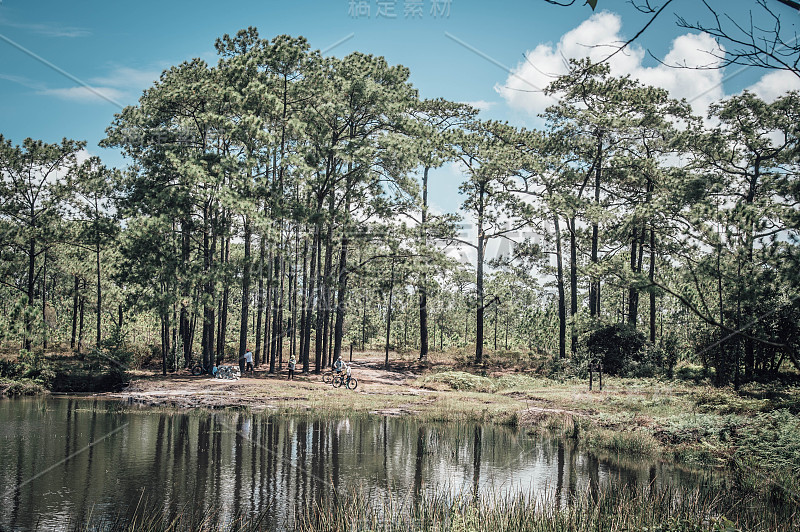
[0, 396, 711, 530]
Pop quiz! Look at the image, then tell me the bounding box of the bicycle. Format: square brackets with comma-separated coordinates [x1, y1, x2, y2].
[322, 369, 344, 384]
[191, 359, 214, 376]
[332, 373, 358, 390]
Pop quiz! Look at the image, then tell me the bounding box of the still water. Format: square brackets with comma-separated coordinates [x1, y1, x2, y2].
[0, 396, 707, 530]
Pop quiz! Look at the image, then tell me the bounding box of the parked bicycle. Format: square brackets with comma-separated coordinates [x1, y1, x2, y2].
[190, 359, 214, 376]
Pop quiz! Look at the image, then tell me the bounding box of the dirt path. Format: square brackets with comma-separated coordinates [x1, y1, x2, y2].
[109, 354, 434, 411]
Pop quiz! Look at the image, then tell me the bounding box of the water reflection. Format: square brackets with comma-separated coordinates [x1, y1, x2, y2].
[0, 397, 708, 530]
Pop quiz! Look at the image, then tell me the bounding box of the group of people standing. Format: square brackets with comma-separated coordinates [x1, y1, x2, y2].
[238, 348, 299, 380]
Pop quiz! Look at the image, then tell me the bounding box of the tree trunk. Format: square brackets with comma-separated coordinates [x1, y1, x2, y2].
[239, 217, 252, 363]
[77, 285, 85, 355]
[255, 230, 266, 367]
[25, 237, 35, 352]
[299, 235, 309, 362]
[180, 219, 192, 367]
[475, 182, 485, 365]
[589, 140, 601, 318]
[384, 258, 396, 370]
[333, 177, 353, 363]
[41, 252, 48, 349]
[628, 225, 639, 326]
[554, 215, 567, 359]
[569, 217, 578, 356]
[216, 234, 230, 365]
[301, 217, 321, 373]
[270, 252, 282, 371]
[649, 228, 656, 343]
[96, 221, 102, 347]
[419, 165, 430, 361]
[71, 274, 79, 349]
[316, 193, 334, 373]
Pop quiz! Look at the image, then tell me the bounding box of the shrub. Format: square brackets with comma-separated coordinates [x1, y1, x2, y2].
[586, 324, 647, 376]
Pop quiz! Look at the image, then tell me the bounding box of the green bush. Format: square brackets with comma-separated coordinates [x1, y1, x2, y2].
[0, 377, 47, 396]
[586, 324, 648, 376]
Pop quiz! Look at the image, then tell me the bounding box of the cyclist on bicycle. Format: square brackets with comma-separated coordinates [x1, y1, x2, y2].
[333, 356, 345, 376]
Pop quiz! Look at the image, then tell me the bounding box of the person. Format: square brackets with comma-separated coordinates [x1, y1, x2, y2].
[244, 348, 253, 374]
[288, 354, 296, 380]
[333, 356, 344, 375]
[345, 363, 352, 385]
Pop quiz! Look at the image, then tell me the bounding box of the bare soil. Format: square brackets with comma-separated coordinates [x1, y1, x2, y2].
[109, 353, 440, 412]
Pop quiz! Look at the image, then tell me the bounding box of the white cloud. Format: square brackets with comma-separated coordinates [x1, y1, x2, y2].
[39, 86, 127, 104]
[0, 16, 89, 38]
[91, 66, 162, 89]
[496, 11, 726, 118]
[461, 100, 497, 112]
[37, 66, 162, 106]
[745, 69, 800, 102]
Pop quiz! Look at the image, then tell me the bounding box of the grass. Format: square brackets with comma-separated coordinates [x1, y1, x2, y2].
[59, 478, 799, 531]
[296, 481, 799, 531]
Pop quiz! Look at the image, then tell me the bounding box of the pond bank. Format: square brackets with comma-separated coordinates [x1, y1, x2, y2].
[104, 354, 800, 501]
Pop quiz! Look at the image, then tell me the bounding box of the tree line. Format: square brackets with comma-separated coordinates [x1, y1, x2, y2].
[1, 29, 798, 386]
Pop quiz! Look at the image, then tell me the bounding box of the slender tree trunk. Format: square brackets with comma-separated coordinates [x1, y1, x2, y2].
[384, 258, 395, 370]
[265, 250, 274, 373]
[180, 220, 192, 367]
[25, 237, 35, 351]
[71, 274, 79, 349]
[568, 217, 578, 356]
[313, 225, 326, 373]
[589, 139, 601, 318]
[554, 215, 566, 359]
[475, 183, 486, 365]
[290, 224, 300, 360]
[161, 312, 168, 376]
[201, 207, 213, 370]
[95, 218, 102, 347]
[41, 252, 48, 349]
[318, 207, 334, 371]
[217, 236, 230, 364]
[302, 215, 321, 374]
[277, 243, 286, 369]
[270, 252, 281, 372]
[419, 165, 430, 361]
[628, 226, 639, 326]
[77, 284, 85, 355]
[299, 235, 309, 361]
[239, 217, 252, 363]
[649, 228, 656, 343]
[333, 177, 353, 363]
[255, 230, 266, 367]
[493, 303, 497, 351]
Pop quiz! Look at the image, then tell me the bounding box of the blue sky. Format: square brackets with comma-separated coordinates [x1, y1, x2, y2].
[1, 0, 798, 216]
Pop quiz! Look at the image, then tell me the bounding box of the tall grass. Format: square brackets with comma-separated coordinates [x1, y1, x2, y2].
[297, 482, 798, 532]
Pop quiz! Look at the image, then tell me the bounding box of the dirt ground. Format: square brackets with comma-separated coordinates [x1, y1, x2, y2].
[109, 352, 442, 413]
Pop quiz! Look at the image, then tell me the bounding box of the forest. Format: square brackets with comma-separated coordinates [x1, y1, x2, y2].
[1, 28, 799, 389]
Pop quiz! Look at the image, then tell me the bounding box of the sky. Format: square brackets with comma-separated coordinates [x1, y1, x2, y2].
[1, 0, 799, 221]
